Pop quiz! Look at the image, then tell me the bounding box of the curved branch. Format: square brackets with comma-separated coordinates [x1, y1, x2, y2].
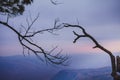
[24, 18, 63, 37]
[0, 20, 69, 66]
[63, 23, 117, 78]
[63, 23, 113, 56]
[50, 0, 62, 5]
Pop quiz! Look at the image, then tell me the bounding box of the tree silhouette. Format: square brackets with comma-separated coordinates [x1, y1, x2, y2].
[62, 23, 120, 80]
[0, 0, 68, 65]
[0, 0, 33, 16]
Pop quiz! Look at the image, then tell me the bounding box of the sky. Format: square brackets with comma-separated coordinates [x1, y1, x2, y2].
[0, 0, 120, 68]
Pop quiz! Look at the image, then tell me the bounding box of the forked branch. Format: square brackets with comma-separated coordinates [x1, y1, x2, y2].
[63, 23, 113, 56]
[0, 17, 69, 66]
[62, 23, 119, 79]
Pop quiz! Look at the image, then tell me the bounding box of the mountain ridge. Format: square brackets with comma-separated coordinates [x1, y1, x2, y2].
[0, 55, 113, 80]
[52, 67, 113, 80]
[0, 55, 61, 80]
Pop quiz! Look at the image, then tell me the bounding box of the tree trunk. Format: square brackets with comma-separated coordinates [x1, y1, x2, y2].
[63, 24, 120, 80]
[110, 55, 120, 80]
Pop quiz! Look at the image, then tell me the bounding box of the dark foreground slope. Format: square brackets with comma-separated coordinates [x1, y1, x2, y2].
[52, 67, 113, 80]
[0, 55, 60, 80]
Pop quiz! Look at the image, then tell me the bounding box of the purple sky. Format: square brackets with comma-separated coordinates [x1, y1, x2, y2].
[0, 0, 120, 68]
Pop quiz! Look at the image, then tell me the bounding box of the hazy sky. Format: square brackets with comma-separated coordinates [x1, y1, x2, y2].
[0, 0, 120, 68]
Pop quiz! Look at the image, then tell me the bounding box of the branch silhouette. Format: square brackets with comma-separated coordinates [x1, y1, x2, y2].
[50, 0, 62, 5]
[62, 23, 120, 80]
[0, 16, 69, 66]
[0, 0, 69, 66]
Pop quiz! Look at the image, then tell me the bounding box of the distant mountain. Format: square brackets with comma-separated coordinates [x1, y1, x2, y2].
[52, 67, 113, 80]
[0, 55, 113, 80]
[0, 55, 61, 80]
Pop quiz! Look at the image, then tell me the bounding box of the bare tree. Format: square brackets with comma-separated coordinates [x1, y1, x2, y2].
[61, 23, 120, 80]
[0, 0, 68, 65]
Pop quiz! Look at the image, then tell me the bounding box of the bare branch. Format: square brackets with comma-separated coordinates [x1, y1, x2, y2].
[0, 18, 68, 66]
[50, 0, 62, 5]
[62, 23, 119, 79]
[63, 23, 112, 55]
[24, 13, 39, 36]
[6, 14, 10, 23]
[73, 31, 86, 43]
[24, 19, 63, 37]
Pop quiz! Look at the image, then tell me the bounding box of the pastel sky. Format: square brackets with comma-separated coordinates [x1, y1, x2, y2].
[0, 0, 120, 68]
